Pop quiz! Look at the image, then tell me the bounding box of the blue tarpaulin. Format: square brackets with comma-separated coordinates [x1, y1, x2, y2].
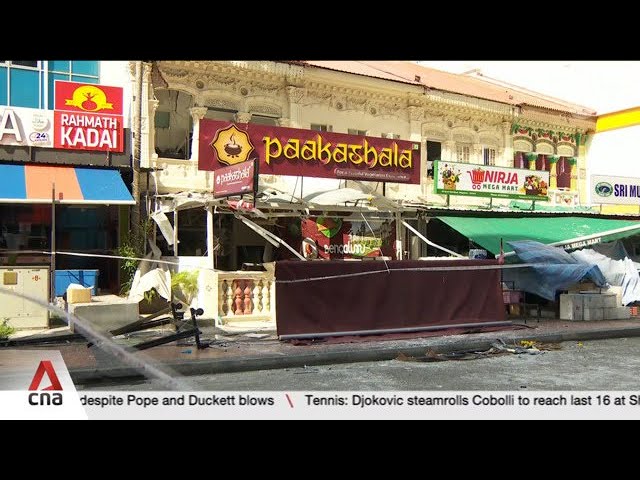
[504, 240, 607, 301]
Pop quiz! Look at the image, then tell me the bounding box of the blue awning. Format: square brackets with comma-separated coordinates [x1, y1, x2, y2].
[0, 164, 135, 205]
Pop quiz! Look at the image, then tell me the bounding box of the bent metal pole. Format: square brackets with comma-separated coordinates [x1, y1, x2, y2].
[278, 321, 513, 341]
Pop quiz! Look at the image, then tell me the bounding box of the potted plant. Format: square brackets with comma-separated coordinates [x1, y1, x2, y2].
[0, 319, 15, 341]
[171, 270, 200, 307]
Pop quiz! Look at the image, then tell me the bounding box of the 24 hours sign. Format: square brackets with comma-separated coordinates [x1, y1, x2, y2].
[53, 81, 124, 153]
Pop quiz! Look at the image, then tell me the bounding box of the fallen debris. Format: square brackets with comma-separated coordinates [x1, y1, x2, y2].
[395, 340, 562, 363]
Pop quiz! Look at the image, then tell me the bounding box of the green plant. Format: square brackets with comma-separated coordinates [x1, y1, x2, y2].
[116, 218, 154, 295]
[143, 287, 159, 304]
[0, 319, 15, 340]
[171, 270, 199, 305]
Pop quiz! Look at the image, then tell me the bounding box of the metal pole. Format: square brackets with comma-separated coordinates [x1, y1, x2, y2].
[402, 220, 464, 257]
[395, 211, 403, 260]
[173, 208, 178, 257]
[50, 183, 56, 305]
[206, 205, 214, 270]
[279, 321, 513, 341]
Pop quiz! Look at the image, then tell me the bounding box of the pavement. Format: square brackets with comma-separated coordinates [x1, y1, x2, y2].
[5, 314, 640, 385]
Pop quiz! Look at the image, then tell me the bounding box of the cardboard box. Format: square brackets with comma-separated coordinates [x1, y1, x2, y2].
[67, 286, 92, 304]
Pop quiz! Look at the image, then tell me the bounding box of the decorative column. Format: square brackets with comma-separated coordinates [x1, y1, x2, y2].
[148, 97, 160, 167]
[235, 112, 252, 124]
[407, 106, 425, 194]
[577, 133, 587, 204]
[502, 121, 513, 168]
[526, 153, 538, 170]
[286, 86, 305, 128]
[569, 157, 578, 191]
[548, 155, 559, 189]
[472, 143, 483, 165]
[277, 117, 291, 127]
[139, 63, 153, 169]
[189, 106, 208, 163]
[444, 140, 457, 163]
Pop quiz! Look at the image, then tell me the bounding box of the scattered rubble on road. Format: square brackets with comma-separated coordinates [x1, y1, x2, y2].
[395, 339, 562, 363]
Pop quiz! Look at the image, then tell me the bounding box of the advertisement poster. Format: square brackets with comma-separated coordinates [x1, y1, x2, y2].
[53, 81, 124, 153]
[591, 174, 640, 205]
[199, 120, 421, 184]
[300, 216, 396, 260]
[0, 107, 54, 148]
[434, 161, 550, 201]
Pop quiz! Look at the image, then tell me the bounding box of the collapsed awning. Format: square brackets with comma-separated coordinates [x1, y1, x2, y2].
[436, 216, 640, 255]
[0, 164, 135, 205]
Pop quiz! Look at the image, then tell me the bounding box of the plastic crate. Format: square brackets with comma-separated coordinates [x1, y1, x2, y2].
[55, 270, 99, 296]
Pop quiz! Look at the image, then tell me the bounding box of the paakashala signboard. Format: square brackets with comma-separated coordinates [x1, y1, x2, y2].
[199, 120, 421, 184]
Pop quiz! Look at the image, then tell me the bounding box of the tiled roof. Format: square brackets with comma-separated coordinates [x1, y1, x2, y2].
[293, 61, 597, 116]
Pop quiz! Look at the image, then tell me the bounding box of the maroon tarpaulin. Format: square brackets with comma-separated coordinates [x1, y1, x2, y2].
[275, 259, 506, 338]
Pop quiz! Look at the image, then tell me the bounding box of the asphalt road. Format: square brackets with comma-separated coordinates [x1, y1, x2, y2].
[75, 336, 640, 391]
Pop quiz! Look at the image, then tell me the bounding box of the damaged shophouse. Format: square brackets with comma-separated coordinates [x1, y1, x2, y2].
[133, 60, 639, 338]
[0, 61, 135, 329]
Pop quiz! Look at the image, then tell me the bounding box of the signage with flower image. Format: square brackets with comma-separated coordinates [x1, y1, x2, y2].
[440, 163, 461, 190]
[301, 217, 396, 260]
[434, 160, 550, 201]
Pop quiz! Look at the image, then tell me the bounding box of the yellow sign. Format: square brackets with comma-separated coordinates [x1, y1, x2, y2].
[210, 125, 255, 166]
[64, 85, 113, 112]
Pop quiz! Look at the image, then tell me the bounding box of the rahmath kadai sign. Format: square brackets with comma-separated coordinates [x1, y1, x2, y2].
[53, 80, 124, 153]
[199, 119, 421, 184]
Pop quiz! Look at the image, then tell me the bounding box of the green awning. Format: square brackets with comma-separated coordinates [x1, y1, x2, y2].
[436, 216, 640, 255]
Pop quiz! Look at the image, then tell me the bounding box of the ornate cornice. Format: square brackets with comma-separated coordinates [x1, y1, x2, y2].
[408, 106, 425, 122]
[286, 86, 306, 104]
[156, 61, 287, 100]
[518, 107, 595, 132]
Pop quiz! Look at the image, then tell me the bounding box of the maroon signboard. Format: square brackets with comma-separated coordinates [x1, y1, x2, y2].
[213, 159, 257, 198]
[301, 217, 396, 259]
[199, 119, 421, 184]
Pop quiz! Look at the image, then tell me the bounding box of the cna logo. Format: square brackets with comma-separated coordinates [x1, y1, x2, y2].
[29, 360, 63, 391]
[28, 360, 63, 406]
[210, 124, 255, 166]
[64, 85, 113, 112]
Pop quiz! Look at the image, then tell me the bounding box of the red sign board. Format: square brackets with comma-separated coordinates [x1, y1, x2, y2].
[53, 81, 124, 153]
[199, 120, 421, 184]
[54, 80, 123, 115]
[213, 160, 257, 198]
